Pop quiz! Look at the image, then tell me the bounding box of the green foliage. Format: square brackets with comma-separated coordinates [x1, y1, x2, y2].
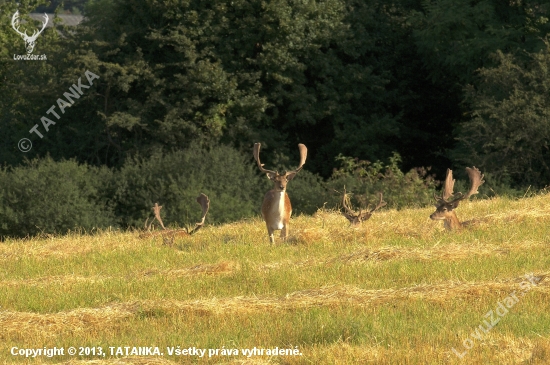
[36, 0, 88, 14]
[0, 145, 445, 238]
[3, 0, 550, 206]
[113, 144, 266, 228]
[413, 0, 511, 83]
[1, 0, 435, 176]
[0, 0, 67, 166]
[453, 46, 550, 186]
[412, 0, 550, 84]
[0, 145, 268, 237]
[328, 152, 440, 209]
[284, 169, 327, 216]
[0, 157, 115, 237]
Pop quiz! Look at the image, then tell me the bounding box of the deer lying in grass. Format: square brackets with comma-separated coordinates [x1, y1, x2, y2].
[141, 194, 210, 244]
[254, 143, 307, 243]
[430, 167, 484, 230]
[341, 188, 387, 226]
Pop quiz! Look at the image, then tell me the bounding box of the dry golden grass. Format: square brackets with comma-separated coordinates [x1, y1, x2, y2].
[1, 193, 550, 364]
[0, 230, 140, 259]
[0, 261, 239, 288]
[2, 273, 548, 341]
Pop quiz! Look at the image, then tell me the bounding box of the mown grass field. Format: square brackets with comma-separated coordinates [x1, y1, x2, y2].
[1, 193, 549, 365]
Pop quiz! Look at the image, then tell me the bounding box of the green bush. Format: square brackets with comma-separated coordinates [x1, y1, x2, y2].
[283, 169, 327, 216]
[113, 144, 267, 228]
[327, 152, 440, 210]
[0, 157, 115, 237]
[0, 147, 464, 238]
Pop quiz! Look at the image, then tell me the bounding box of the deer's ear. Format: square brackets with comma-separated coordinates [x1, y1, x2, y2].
[285, 172, 297, 181]
[266, 172, 277, 180]
[450, 200, 460, 209]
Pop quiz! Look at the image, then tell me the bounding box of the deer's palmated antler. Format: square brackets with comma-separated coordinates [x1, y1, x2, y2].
[341, 188, 386, 226]
[434, 168, 457, 203]
[342, 187, 356, 218]
[152, 202, 166, 229]
[369, 192, 387, 214]
[463, 167, 485, 199]
[434, 167, 484, 205]
[188, 193, 210, 235]
[145, 202, 166, 231]
[143, 195, 210, 238]
[253, 143, 278, 175]
[430, 166, 485, 230]
[253, 143, 308, 177]
[285, 144, 307, 176]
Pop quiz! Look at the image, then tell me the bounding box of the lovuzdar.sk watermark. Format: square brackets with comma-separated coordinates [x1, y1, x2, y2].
[451, 272, 543, 359]
[14, 53, 47, 61]
[11, 11, 48, 61]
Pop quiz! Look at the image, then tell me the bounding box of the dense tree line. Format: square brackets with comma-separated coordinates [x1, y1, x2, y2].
[1, 0, 550, 234]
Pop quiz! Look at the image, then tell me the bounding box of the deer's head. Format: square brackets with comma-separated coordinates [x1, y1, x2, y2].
[342, 188, 386, 226]
[12, 11, 48, 54]
[430, 167, 484, 221]
[253, 143, 307, 192]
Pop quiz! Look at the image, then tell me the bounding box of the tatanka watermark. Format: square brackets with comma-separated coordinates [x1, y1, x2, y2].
[18, 70, 100, 152]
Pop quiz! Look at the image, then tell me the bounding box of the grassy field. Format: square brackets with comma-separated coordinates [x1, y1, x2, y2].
[1, 193, 549, 364]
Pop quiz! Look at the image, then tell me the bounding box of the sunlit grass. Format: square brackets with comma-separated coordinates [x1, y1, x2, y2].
[1, 193, 549, 364]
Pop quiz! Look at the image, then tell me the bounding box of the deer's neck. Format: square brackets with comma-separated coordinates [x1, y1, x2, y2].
[272, 190, 285, 215]
[444, 212, 463, 230]
[266, 190, 286, 230]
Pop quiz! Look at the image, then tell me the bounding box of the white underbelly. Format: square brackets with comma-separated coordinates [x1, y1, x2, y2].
[273, 218, 284, 230]
[269, 191, 286, 230]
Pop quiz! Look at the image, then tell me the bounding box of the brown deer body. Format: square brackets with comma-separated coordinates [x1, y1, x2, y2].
[430, 167, 484, 230]
[254, 143, 307, 243]
[341, 188, 386, 226]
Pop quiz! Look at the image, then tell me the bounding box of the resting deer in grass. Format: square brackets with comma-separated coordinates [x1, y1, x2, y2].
[430, 167, 485, 230]
[142, 194, 210, 244]
[341, 188, 387, 226]
[254, 143, 307, 243]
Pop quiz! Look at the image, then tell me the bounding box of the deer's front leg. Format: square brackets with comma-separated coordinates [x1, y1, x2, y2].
[267, 226, 275, 243]
[280, 222, 289, 241]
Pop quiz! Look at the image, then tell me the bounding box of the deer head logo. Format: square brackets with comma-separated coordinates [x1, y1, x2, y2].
[11, 11, 48, 54]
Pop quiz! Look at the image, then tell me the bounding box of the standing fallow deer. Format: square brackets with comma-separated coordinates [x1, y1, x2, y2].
[141, 194, 210, 243]
[341, 188, 387, 226]
[430, 167, 485, 230]
[254, 143, 307, 243]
